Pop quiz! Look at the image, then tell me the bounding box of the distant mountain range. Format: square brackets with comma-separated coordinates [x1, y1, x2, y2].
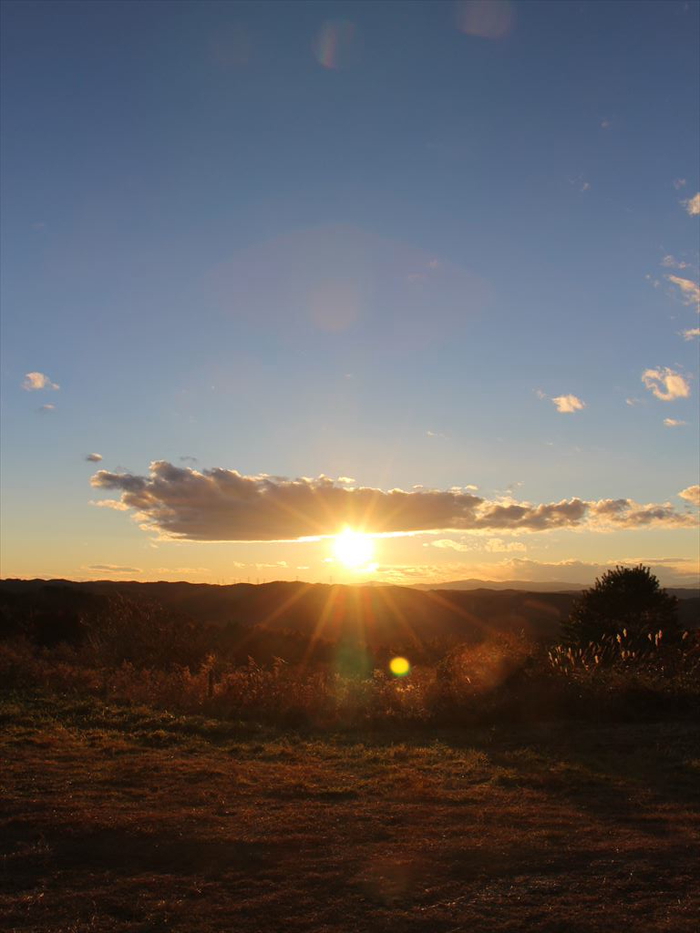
[2, 580, 698, 652]
[412, 578, 700, 599]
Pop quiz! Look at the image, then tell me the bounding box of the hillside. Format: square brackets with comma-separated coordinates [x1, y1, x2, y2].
[1, 580, 698, 652]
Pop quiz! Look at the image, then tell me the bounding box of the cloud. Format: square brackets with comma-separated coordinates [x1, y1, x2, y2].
[22, 372, 59, 391]
[663, 418, 687, 427]
[85, 453, 103, 462]
[551, 394, 586, 413]
[337, 476, 356, 485]
[666, 275, 700, 309]
[89, 499, 129, 510]
[39, 404, 56, 412]
[374, 556, 699, 587]
[679, 485, 700, 507]
[641, 367, 691, 401]
[661, 255, 690, 270]
[429, 539, 474, 552]
[484, 538, 527, 553]
[179, 456, 198, 463]
[89, 461, 696, 541]
[683, 192, 700, 216]
[600, 119, 611, 129]
[84, 564, 142, 574]
[625, 397, 642, 406]
[681, 328, 700, 340]
[673, 178, 687, 190]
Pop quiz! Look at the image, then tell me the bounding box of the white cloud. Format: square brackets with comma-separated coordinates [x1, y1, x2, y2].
[666, 275, 700, 309]
[39, 404, 56, 412]
[89, 461, 696, 541]
[683, 192, 700, 216]
[625, 397, 642, 406]
[551, 394, 586, 413]
[85, 453, 103, 462]
[337, 476, 356, 485]
[641, 367, 691, 401]
[679, 485, 700, 507]
[673, 178, 687, 190]
[663, 418, 687, 427]
[22, 372, 59, 391]
[681, 327, 700, 341]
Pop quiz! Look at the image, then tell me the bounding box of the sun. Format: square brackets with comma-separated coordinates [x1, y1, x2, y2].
[332, 528, 375, 569]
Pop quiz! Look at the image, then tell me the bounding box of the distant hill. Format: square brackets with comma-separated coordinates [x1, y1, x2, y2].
[412, 578, 700, 599]
[2, 580, 698, 655]
[412, 578, 586, 593]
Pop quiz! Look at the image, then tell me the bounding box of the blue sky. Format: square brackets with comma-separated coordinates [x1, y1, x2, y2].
[1, 0, 698, 585]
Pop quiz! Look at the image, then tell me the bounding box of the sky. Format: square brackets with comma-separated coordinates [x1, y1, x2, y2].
[1, 0, 699, 587]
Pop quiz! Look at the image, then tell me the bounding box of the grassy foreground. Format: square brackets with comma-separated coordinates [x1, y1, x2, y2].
[1, 693, 699, 932]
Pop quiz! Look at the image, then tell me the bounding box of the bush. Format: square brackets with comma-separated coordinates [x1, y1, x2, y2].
[562, 564, 680, 647]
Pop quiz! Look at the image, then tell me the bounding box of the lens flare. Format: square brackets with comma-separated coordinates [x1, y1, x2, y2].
[456, 1, 515, 40]
[389, 656, 411, 677]
[313, 20, 357, 70]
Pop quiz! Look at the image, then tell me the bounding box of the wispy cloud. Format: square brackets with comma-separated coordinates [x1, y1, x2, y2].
[85, 453, 103, 462]
[666, 275, 700, 309]
[89, 461, 696, 541]
[551, 394, 586, 414]
[484, 538, 527, 553]
[673, 178, 687, 190]
[681, 327, 700, 341]
[663, 418, 687, 427]
[89, 499, 129, 510]
[679, 485, 700, 507]
[683, 192, 700, 216]
[39, 404, 56, 412]
[84, 564, 142, 574]
[661, 255, 690, 270]
[22, 372, 59, 391]
[641, 367, 691, 401]
[428, 539, 474, 552]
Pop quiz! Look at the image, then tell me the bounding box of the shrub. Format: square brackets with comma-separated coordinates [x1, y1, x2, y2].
[562, 565, 680, 647]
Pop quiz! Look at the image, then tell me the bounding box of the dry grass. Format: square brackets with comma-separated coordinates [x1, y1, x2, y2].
[1, 692, 699, 932]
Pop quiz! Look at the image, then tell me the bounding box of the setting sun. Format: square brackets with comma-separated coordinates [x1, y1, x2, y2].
[332, 528, 375, 569]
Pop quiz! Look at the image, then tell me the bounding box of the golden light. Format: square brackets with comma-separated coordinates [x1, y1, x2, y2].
[389, 656, 411, 677]
[332, 528, 375, 569]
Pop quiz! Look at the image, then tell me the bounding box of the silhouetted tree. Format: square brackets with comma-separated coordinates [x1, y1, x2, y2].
[563, 565, 679, 646]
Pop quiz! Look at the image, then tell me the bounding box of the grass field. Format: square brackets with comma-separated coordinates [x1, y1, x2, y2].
[2, 693, 699, 932]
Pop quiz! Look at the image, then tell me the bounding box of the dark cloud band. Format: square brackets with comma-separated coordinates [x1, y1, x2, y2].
[90, 461, 697, 542]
